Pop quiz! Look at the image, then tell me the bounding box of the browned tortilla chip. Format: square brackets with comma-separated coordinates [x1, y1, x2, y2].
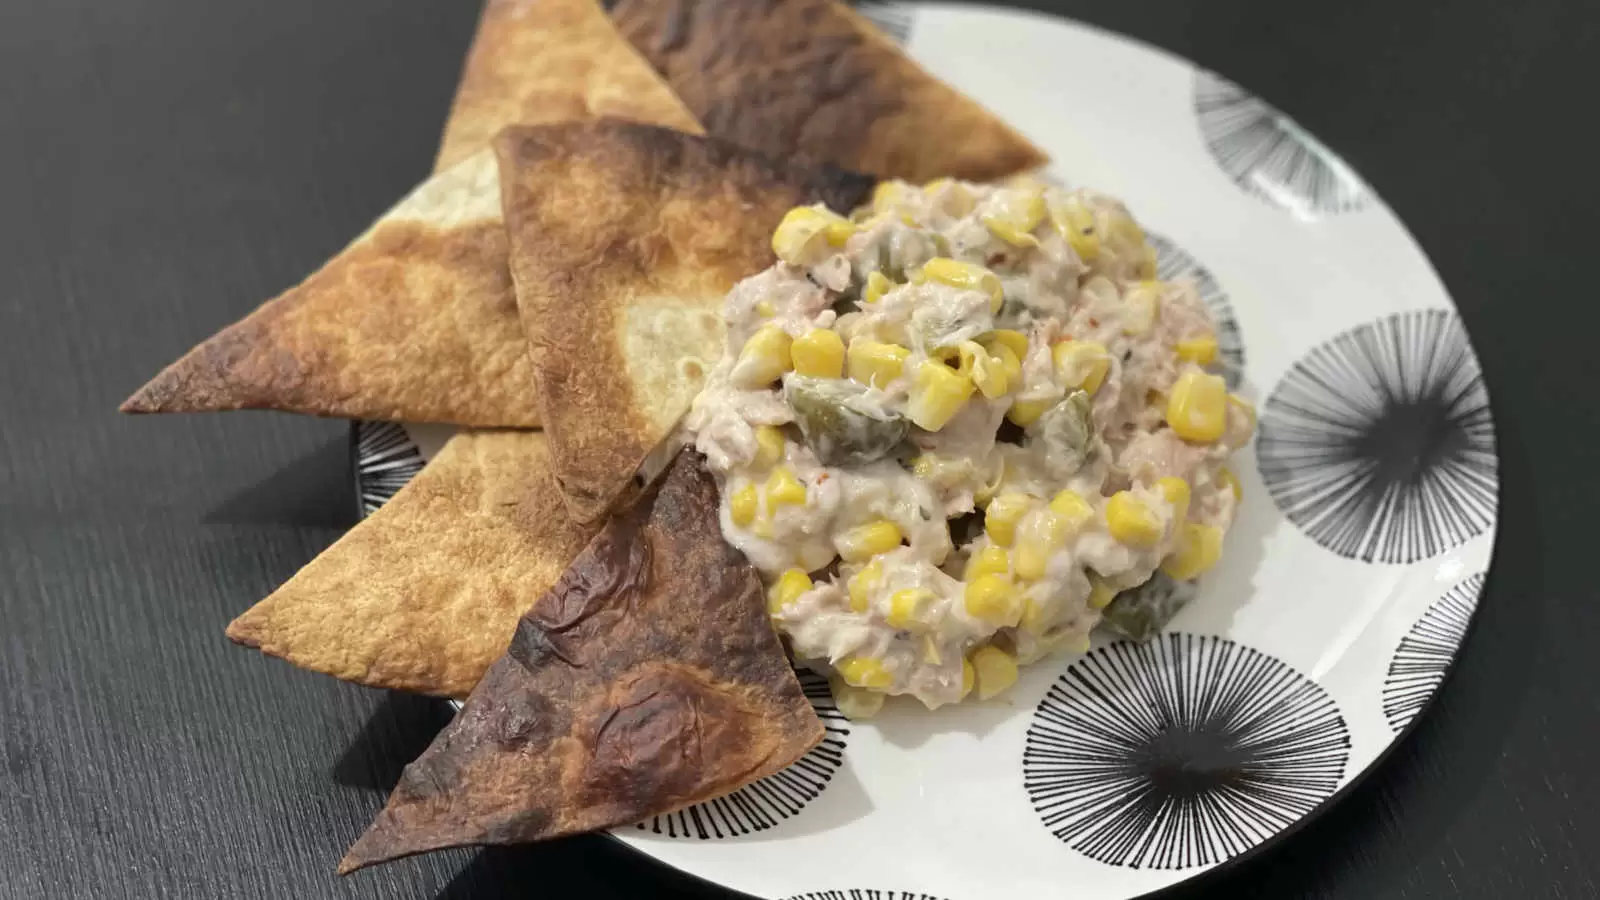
[121, 0, 702, 427]
[496, 120, 874, 522]
[611, 0, 1049, 183]
[337, 450, 820, 873]
[225, 430, 599, 698]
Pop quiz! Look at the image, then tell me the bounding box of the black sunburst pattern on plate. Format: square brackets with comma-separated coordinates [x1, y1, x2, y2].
[785, 893, 948, 900]
[351, 421, 425, 517]
[1193, 70, 1371, 218]
[1256, 310, 1497, 564]
[853, 1, 915, 44]
[1383, 573, 1485, 732]
[1024, 633, 1350, 869]
[636, 670, 849, 839]
[1146, 232, 1246, 389]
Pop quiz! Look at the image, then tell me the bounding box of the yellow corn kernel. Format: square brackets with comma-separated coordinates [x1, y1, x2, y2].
[1107, 207, 1147, 248]
[1106, 491, 1164, 548]
[1156, 477, 1191, 523]
[734, 325, 793, 387]
[765, 466, 807, 508]
[1123, 282, 1161, 335]
[837, 520, 903, 563]
[981, 188, 1045, 248]
[1137, 243, 1159, 280]
[1216, 467, 1243, 504]
[847, 340, 910, 388]
[833, 682, 886, 719]
[771, 205, 854, 265]
[984, 329, 1030, 360]
[1229, 394, 1258, 441]
[1087, 575, 1117, 609]
[907, 360, 975, 431]
[971, 645, 1019, 700]
[1006, 397, 1054, 427]
[1048, 489, 1095, 531]
[988, 346, 1024, 394]
[790, 328, 845, 378]
[753, 425, 786, 468]
[1162, 523, 1226, 581]
[1019, 597, 1044, 633]
[964, 575, 1022, 626]
[863, 270, 893, 305]
[872, 180, 908, 215]
[837, 656, 893, 690]
[1013, 540, 1049, 581]
[1052, 340, 1111, 395]
[916, 258, 1004, 313]
[887, 588, 935, 630]
[729, 482, 759, 527]
[1176, 334, 1219, 365]
[1049, 194, 1100, 263]
[751, 518, 774, 539]
[954, 342, 1008, 399]
[1166, 370, 1228, 443]
[767, 568, 813, 615]
[961, 657, 976, 698]
[984, 493, 1034, 547]
[755, 300, 775, 318]
[965, 545, 1011, 580]
[922, 634, 943, 665]
[910, 453, 937, 479]
[848, 558, 883, 613]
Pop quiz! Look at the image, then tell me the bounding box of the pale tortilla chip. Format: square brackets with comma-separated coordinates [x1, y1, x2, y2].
[612, 0, 1049, 183]
[225, 430, 600, 698]
[496, 120, 874, 522]
[337, 451, 821, 873]
[121, 0, 702, 427]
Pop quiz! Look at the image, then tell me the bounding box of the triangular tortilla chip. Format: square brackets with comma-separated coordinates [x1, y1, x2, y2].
[611, 0, 1049, 183]
[226, 430, 600, 698]
[337, 450, 820, 873]
[496, 119, 875, 522]
[121, 0, 702, 427]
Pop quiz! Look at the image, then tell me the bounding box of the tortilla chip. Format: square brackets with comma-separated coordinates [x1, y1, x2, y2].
[611, 0, 1048, 183]
[337, 450, 820, 873]
[225, 430, 600, 698]
[496, 120, 874, 521]
[434, 0, 700, 171]
[121, 0, 702, 427]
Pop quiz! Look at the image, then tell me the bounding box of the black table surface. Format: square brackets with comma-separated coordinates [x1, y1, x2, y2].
[3, 0, 1598, 897]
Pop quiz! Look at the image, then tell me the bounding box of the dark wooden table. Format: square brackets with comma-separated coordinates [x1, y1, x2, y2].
[3, 0, 1597, 897]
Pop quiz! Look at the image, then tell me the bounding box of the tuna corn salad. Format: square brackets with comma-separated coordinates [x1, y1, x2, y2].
[683, 178, 1254, 717]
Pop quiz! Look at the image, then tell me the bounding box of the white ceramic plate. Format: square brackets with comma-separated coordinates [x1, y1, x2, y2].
[353, 4, 1498, 897]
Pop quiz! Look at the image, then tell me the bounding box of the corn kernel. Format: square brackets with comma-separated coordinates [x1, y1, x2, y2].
[847, 340, 910, 388]
[971, 645, 1019, 700]
[1162, 523, 1226, 581]
[964, 575, 1022, 626]
[1137, 243, 1159, 280]
[1123, 283, 1161, 335]
[910, 453, 937, 479]
[751, 517, 774, 539]
[833, 682, 885, 719]
[1087, 575, 1117, 609]
[916, 257, 1004, 313]
[953, 341, 1008, 399]
[836, 520, 903, 563]
[1006, 397, 1054, 427]
[729, 482, 759, 527]
[767, 568, 813, 615]
[1216, 467, 1243, 504]
[1166, 370, 1228, 443]
[981, 188, 1045, 248]
[965, 545, 1011, 580]
[1106, 491, 1163, 548]
[961, 657, 976, 698]
[1052, 340, 1111, 395]
[755, 300, 775, 318]
[1176, 335, 1219, 365]
[922, 634, 943, 665]
[1156, 477, 1191, 523]
[753, 425, 786, 468]
[984, 493, 1034, 547]
[791, 328, 845, 378]
[872, 180, 908, 215]
[1020, 595, 1053, 633]
[734, 325, 793, 387]
[907, 360, 975, 431]
[1107, 208, 1147, 248]
[1049, 195, 1100, 263]
[837, 656, 893, 689]
[887, 588, 935, 630]
[765, 466, 807, 508]
[1228, 394, 1258, 442]
[1013, 540, 1049, 581]
[848, 559, 882, 613]
[771, 205, 853, 265]
[984, 329, 1030, 361]
[1048, 489, 1095, 531]
[863, 270, 893, 305]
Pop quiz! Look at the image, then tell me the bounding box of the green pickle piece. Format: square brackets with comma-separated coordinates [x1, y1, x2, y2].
[1101, 572, 1198, 642]
[785, 375, 909, 466]
[1030, 389, 1094, 475]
